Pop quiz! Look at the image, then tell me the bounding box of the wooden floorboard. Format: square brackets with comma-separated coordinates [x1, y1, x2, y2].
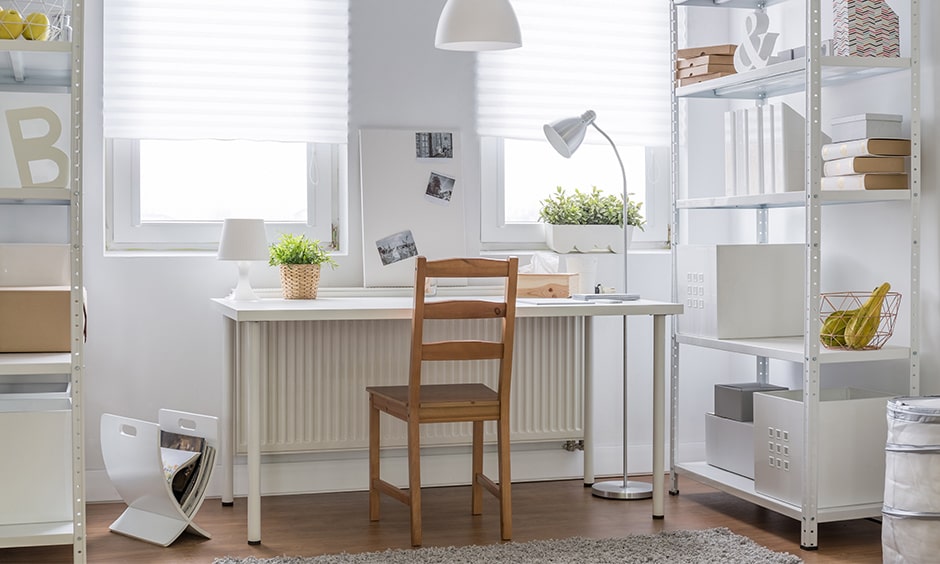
[2, 476, 882, 563]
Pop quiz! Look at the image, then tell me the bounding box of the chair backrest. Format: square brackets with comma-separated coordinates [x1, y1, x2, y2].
[409, 256, 519, 404]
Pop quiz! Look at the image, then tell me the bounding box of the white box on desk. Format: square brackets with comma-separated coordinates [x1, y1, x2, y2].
[676, 244, 804, 339]
[705, 413, 754, 479]
[753, 387, 892, 508]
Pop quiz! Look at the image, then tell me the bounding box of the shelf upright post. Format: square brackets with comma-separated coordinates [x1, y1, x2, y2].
[667, 0, 682, 497]
[800, 0, 823, 551]
[908, 0, 921, 398]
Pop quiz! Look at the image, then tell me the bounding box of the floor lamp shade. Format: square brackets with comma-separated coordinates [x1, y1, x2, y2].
[435, 0, 522, 51]
[218, 218, 269, 301]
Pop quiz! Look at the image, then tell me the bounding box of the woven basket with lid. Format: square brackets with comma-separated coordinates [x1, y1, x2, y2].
[279, 264, 321, 299]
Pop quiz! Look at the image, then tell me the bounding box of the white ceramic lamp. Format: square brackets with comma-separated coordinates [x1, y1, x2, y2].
[218, 218, 269, 301]
[435, 0, 522, 51]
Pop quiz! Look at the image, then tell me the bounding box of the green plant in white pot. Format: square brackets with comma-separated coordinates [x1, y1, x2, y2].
[538, 186, 644, 253]
[269, 233, 338, 299]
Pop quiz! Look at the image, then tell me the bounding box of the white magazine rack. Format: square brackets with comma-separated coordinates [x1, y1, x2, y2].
[100, 409, 218, 547]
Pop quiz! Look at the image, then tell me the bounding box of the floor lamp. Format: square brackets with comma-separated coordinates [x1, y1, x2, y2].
[544, 110, 652, 500]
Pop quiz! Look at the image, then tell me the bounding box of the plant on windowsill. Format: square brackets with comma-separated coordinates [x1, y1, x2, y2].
[269, 233, 338, 299]
[538, 186, 645, 253]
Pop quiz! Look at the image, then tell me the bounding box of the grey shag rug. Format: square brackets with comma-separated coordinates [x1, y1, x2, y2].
[213, 527, 802, 564]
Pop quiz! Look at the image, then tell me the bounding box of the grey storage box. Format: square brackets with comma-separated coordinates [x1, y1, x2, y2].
[705, 413, 754, 479]
[715, 382, 788, 422]
[830, 113, 902, 142]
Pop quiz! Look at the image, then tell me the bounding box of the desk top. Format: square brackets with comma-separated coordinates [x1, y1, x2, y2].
[212, 295, 683, 322]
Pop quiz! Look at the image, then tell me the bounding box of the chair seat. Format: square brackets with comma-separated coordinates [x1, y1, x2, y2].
[367, 383, 500, 423]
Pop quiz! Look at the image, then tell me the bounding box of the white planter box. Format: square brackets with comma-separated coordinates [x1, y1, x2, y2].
[0, 397, 72, 525]
[676, 244, 804, 339]
[753, 387, 892, 508]
[705, 413, 754, 479]
[545, 225, 630, 254]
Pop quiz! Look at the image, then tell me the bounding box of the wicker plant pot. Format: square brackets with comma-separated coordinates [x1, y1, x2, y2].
[278, 264, 321, 299]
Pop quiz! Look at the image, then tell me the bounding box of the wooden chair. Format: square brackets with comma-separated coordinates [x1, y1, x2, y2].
[367, 256, 519, 546]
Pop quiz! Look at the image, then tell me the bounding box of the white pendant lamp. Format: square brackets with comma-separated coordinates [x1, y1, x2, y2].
[435, 0, 522, 51]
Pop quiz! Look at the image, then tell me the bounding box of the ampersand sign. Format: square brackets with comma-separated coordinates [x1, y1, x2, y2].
[733, 10, 779, 72]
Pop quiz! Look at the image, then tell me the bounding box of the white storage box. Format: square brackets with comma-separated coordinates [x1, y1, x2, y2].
[677, 244, 804, 339]
[830, 113, 902, 143]
[753, 387, 892, 508]
[705, 413, 754, 479]
[0, 397, 72, 526]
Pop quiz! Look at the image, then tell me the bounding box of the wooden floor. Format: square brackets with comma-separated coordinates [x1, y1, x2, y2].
[3, 476, 882, 563]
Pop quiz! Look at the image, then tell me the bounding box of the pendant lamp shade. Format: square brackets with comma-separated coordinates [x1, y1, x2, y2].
[543, 110, 597, 158]
[435, 0, 522, 51]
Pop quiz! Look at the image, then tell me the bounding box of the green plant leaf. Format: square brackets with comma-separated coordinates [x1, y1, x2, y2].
[538, 186, 645, 230]
[269, 233, 338, 268]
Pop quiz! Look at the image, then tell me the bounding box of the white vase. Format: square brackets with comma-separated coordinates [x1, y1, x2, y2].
[545, 224, 633, 254]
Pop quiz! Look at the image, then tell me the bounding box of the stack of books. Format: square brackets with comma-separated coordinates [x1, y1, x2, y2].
[820, 138, 911, 191]
[676, 44, 736, 87]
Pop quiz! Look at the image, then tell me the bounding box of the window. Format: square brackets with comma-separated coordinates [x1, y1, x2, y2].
[103, 0, 349, 252]
[477, 0, 672, 248]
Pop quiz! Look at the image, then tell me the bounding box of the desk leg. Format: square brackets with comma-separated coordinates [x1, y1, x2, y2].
[583, 317, 594, 486]
[652, 314, 666, 518]
[246, 321, 262, 544]
[221, 318, 235, 506]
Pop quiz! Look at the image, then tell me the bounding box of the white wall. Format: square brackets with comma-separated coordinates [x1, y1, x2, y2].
[10, 0, 935, 502]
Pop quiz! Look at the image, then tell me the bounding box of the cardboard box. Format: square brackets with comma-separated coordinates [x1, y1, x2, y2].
[517, 273, 579, 299]
[676, 244, 804, 339]
[754, 387, 892, 507]
[830, 113, 902, 143]
[705, 413, 754, 479]
[0, 286, 71, 353]
[715, 382, 788, 422]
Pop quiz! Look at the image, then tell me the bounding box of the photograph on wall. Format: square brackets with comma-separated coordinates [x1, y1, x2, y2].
[424, 171, 455, 204]
[415, 132, 453, 158]
[376, 230, 418, 266]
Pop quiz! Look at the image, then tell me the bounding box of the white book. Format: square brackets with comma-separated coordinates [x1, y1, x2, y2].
[821, 173, 908, 191]
[724, 110, 737, 196]
[823, 156, 906, 176]
[734, 108, 749, 196]
[746, 106, 763, 195]
[821, 138, 911, 161]
[761, 104, 775, 194]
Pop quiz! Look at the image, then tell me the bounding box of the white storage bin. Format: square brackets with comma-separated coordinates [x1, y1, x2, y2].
[705, 413, 754, 479]
[754, 387, 892, 507]
[830, 113, 902, 143]
[0, 396, 72, 526]
[677, 244, 804, 339]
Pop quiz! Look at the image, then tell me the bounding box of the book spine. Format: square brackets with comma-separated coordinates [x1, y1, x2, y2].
[724, 110, 736, 196]
[821, 139, 869, 161]
[821, 175, 864, 190]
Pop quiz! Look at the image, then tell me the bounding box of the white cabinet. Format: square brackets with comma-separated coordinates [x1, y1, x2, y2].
[668, 0, 920, 550]
[0, 1, 86, 561]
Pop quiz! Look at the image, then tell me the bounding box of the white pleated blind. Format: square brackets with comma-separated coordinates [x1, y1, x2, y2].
[103, 0, 349, 143]
[476, 0, 671, 146]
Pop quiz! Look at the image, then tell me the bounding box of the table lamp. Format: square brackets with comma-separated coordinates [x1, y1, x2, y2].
[218, 218, 269, 301]
[544, 110, 651, 501]
[435, 0, 522, 51]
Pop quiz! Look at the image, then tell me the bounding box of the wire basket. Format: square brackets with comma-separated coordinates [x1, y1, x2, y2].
[279, 264, 321, 300]
[819, 290, 901, 350]
[2, 1, 68, 42]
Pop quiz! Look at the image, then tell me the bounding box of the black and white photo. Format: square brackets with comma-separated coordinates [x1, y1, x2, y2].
[415, 132, 453, 158]
[424, 172, 456, 203]
[376, 230, 418, 266]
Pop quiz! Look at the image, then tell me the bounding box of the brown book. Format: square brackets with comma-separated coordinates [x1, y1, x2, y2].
[821, 138, 911, 161]
[676, 54, 735, 69]
[823, 156, 906, 176]
[677, 72, 735, 87]
[821, 173, 908, 191]
[676, 64, 736, 79]
[677, 44, 736, 60]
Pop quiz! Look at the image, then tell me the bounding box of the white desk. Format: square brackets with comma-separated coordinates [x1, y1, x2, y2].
[212, 295, 682, 544]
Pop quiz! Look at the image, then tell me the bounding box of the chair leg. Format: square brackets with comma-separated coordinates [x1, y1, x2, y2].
[407, 416, 422, 547]
[368, 397, 380, 522]
[497, 415, 512, 541]
[471, 420, 483, 515]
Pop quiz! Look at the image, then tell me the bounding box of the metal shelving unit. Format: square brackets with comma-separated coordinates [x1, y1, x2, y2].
[0, 1, 86, 561]
[668, 0, 920, 550]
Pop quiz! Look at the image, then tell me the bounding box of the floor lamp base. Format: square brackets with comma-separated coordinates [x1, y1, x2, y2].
[591, 480, 653, 500]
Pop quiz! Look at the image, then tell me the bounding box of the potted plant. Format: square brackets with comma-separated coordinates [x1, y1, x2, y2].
[268, 233, 338, 299]
[538, 186, 645, 253]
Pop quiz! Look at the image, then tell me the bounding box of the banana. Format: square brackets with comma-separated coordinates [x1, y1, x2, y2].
[819, 308, 857, 348]
[844, 282, 891, 349]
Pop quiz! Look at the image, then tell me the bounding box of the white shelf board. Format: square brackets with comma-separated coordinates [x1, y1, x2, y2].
[0, 353, 72, 376]
[675, 461, 883, 522]
[677, 57, 910, 100]
[676, 334, 910, 363]
[675, 0, 788, 7]
[0, 42, 72, 87]
[0, 520, 73, 548]
[678, 189, 910, 210]
[0, 187, 72, 204]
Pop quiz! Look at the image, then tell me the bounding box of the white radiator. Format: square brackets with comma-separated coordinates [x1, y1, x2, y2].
[235, 317, 584, 454]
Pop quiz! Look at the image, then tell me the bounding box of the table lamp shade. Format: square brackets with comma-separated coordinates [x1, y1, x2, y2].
[543, 110, 597, 158]
[435, 0, 522, 51]
[218, 218, 269, 261]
